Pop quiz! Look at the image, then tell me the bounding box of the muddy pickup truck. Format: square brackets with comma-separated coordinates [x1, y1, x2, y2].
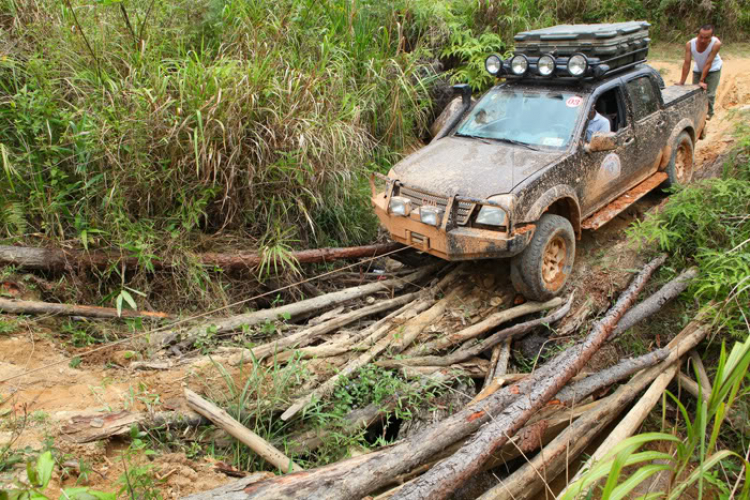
[371, 27, 707, 301]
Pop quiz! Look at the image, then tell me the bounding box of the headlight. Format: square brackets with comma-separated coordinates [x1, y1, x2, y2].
[389, 196, 411, 216]
[567, 54, 588, 77]
[510, 55, 528, 76]
[476, 206, 508, 226]
[538, 55, 555, 76]
[485, 55, 502, 76]
[419, 206, 444, 226]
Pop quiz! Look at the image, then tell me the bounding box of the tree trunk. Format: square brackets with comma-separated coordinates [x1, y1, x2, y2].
[0, 298, 171, 320]
[391, 254, 666, 500]
[60, 410, 204, 443]
[0, 242, 402, 273]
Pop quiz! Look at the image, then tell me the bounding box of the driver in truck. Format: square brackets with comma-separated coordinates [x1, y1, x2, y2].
[585, 105, 611, 143]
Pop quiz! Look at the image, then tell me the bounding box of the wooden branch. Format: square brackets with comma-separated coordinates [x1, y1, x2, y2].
[412, 295, 567, 356]
[394, 295, 572, 367]
[0, 242, 402, 273]
[483, 339, 511, 391]
[391, 255, 666, 500]
[0, 298, 171, 320]
[163, 265, 439, 346]
[611, 267, 698, 338]
[184, 389, 302, 473]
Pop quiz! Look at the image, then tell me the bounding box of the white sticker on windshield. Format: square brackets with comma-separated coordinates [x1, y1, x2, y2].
[542, 137, 564, 147]
[566, 96, 583, 108]
[599, 153, 621, 182]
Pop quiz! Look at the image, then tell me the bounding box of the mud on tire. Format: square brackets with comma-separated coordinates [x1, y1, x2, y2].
[663, 131, 694, 189]
[510, 214, 575, 301]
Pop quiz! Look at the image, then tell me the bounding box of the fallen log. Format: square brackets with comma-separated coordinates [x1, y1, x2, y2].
[411, 295, 568, 356]
[195, 257, 663, 500]
[59, 410, 205, 443]
[610, 267, 698, 338]
[0, 298, 171, 320]
[0, 242, 403, 273]
[553, 347, 670, 405]
[391, 296, 572, 367]
[184, 389, 302, 473]
[483, 320, 708, 500]
[182, 472, 276, 500]
[160, 265, 439, 347]
[391, 254, 666, 500]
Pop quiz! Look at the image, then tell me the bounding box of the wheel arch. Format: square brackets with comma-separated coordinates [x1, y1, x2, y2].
[660, 119, 696, 169]
[523, 186, 582, 240]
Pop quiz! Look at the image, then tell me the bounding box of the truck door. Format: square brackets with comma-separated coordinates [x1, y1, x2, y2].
[579, 85, 639, 214]
[624, 75, 667, 183]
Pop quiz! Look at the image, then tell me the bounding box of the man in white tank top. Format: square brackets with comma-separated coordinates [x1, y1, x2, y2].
[679, 24, 723, 118]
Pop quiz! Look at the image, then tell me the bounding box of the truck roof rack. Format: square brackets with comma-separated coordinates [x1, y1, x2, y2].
[484, 22, 650, 83]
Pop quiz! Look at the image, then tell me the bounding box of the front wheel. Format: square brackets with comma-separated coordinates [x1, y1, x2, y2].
[510, 214, 575, 301]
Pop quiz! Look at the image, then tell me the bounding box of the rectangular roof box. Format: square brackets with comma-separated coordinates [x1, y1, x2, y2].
[514, 21, 650, 60]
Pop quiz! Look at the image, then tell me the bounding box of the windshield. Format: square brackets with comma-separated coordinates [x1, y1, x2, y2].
[454, 88, 584, 150]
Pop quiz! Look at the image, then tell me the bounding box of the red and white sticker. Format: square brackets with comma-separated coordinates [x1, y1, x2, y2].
[566, 96, 583, 108]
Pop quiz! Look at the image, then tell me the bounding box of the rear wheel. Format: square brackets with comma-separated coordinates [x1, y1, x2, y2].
[663, 131, 694, 189]
[510, 214, 575, 301]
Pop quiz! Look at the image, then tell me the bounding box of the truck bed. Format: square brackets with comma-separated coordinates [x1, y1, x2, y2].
[662, 84, 702, 107]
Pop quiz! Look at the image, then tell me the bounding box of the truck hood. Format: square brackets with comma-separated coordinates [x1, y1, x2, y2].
[391, 136, 565, 199]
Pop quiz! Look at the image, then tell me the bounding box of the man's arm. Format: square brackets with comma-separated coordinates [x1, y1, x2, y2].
[699, 39, 722, 89]
[679, 41, 692, 85]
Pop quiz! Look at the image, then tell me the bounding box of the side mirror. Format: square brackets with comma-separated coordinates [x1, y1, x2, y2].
[586, 132, 617, 153]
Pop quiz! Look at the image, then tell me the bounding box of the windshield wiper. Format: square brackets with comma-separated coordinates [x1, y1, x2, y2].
[454, 133, 491, 145]
[493, 137, 541, 151]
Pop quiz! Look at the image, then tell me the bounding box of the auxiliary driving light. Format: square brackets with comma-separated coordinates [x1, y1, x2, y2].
[567, 54, 588, 77]
[510, 55, 529, 76]
[389, 196, 411, 216]
[538, 55, 555, 77]
[419, 206, 444, 226]
[485, 54, 502, 76]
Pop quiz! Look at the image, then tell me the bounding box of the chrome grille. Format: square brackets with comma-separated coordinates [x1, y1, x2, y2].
[398, 186, 474, 225]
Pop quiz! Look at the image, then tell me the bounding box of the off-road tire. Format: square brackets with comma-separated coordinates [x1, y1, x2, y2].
[510, 214, 575, 301]
[663, 131, 694, 189]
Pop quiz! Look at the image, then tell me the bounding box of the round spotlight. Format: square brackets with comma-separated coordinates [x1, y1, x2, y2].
[567, 54, 588, 77]
[538, 55, 555, 77]
[485, 55, 502, 76]
[510, 55, 528, 76]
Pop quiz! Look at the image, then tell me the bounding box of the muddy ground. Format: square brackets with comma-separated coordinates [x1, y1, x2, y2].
[1, 49, 749, 498]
